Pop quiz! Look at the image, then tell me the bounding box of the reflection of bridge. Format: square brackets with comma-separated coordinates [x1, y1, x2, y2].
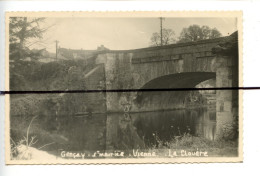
[93, 32, 238, 139]
[105, 109, 217, 151]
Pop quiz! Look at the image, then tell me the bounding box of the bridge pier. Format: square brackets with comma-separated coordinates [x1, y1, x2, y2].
[215, 56, 238, 140]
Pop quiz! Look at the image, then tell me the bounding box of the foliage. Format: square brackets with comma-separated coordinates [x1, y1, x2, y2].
[10, 115, 55, 160]
[150, 28, 176, 46]
[9, 17, 45, 60]
[10, 116, 38, 159]
[10, 58, 97, 118]
[212, 31, 238, 58]
[178, 25, 222, 43]
[9, 58, 94, 91]
[150, 130, 238, 156]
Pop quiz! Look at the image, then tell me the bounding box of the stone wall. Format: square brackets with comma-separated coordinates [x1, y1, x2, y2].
[81, 64, 107, 113]
[215, 57, 238, 139]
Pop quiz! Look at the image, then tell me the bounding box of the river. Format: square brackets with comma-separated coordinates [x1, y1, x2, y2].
[11, 107, 217, 156]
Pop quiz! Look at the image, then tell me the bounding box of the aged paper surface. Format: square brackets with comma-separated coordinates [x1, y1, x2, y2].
[5, 11, 243, 164]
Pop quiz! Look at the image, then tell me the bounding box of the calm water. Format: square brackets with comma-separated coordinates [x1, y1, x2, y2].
[11, 108, 216, 154]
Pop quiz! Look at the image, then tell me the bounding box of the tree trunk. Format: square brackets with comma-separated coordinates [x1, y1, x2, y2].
[18, 17, 27, 60]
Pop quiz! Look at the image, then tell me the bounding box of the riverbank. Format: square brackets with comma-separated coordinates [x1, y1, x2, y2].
[150, 133, 238, 157]
[10, 100, 236, 160]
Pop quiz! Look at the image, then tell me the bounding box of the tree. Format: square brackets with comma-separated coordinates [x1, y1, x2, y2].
[9, 17, 46, 60]
[178, 25, 222, 43]
[150, 28, 176, 46]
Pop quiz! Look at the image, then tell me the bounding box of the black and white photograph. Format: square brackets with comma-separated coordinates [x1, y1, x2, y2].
[5, 12, 242, 164]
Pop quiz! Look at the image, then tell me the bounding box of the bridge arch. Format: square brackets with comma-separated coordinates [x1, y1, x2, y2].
[138, 72, 215, 89]
[133, 72, 216, 112]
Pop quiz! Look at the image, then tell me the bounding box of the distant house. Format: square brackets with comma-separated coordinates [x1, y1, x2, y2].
[97, 45, 109, 51]
[59, 45, 110, 60]
[40, 48, 50, 58]
[36, 48, 68, 63]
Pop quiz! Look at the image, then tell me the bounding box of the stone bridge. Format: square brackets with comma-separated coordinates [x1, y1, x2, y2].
[80, 32, 238, 139]
[97, 34, 236, 104]
[92, 32, 239, 139]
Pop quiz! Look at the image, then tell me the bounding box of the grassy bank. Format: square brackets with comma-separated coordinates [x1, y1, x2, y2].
[150, 133, 238, 157]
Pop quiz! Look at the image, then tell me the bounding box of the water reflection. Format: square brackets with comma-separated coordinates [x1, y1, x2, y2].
[11, 108, 216, 154]
[106, 108, 216, 151]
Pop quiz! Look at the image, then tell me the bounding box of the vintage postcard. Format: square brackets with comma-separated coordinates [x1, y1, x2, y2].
[5, 11, 243, 164]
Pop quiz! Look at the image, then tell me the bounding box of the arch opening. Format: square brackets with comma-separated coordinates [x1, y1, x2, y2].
[133, 72, 216, 112]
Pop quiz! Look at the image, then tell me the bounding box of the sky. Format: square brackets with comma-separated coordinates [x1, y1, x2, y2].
[33, 17, 237, 53]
